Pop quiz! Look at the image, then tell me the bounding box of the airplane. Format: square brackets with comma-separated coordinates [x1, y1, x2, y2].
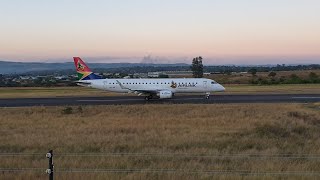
[73, 57, 225, 100]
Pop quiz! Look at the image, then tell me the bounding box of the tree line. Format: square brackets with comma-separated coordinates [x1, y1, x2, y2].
[249, 72, 320, 85]
[0, 56, 319, 87]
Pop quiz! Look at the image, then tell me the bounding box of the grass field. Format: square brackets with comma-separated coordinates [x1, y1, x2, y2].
[210, 70, 320, 84]
[175, 70, 320, 84]
[1, 103, 320, 179]
[0, 84, 319, 98]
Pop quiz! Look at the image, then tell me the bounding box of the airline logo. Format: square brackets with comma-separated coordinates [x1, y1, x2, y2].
[171, 81, 197, 88]
[73, 57, 102, 80]
[77, 61, 86, 71]
[170, 81, 177, 88]
[74, 57, 91, 73]
[179, 83, 196, 87]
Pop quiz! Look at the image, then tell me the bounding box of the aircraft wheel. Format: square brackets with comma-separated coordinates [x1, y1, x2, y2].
[205, 92, 210, 99]
[145, 96, 152, 101]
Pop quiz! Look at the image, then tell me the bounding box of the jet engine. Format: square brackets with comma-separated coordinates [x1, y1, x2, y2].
[157, 90, 173, 99]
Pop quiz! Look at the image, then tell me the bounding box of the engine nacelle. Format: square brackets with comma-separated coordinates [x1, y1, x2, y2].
[157, 90, 173, 99]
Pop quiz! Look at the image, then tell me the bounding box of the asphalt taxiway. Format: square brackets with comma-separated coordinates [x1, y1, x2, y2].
[0, 94, 319, 107]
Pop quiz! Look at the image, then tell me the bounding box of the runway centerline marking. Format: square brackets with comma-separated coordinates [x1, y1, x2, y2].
[77, 97, 204, 102]
[77, 99, 145, 102]
[174, 98, 204, 100]
[292, 97, 320, 99]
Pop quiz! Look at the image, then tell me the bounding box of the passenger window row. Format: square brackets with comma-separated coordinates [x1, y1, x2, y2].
[109, 82, 198, 85]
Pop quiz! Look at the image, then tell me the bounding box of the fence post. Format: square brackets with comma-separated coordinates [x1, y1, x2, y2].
[46, 150, 54, 180]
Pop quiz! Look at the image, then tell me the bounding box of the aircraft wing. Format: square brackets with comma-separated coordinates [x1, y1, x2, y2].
[116, 80, 168, 95]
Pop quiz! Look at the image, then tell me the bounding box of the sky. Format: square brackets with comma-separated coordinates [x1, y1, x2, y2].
[0, 0, 319, 64]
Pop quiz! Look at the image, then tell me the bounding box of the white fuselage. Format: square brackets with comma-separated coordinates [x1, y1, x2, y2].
[78, 78, 225, 94]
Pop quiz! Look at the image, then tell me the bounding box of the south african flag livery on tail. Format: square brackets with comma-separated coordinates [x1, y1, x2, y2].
[73, 57, 102, 80]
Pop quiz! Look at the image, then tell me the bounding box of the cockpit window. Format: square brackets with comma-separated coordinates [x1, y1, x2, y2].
[211, 81, 216, 84]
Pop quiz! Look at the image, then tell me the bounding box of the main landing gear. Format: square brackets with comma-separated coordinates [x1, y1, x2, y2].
[145, 95, 154, 101]
[205, 92, 210, 99]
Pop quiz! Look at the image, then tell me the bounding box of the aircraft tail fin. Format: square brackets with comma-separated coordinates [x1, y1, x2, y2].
[73, 57, 102, 80]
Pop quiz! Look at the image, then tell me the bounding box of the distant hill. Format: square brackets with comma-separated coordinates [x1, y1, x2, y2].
[1, 60, 319, 75]
[0, 61, 189, 74]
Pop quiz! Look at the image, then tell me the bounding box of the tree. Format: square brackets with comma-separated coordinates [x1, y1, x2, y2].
[0, 74, 5, 87]
[248, 68, 257, 76]
[309, 72, 319, 83]
[288, 74, 302, 84]
[158, 74, 169, 78]
[191, 56, 204, 78]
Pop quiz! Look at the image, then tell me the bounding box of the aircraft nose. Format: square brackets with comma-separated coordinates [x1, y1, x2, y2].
[221, 85, 225, 91]
[221, 85, 226, 91]
[217, 84, 225, 92]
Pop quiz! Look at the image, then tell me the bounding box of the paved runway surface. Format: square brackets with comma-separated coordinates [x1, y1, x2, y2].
[0, 94, 320, 107]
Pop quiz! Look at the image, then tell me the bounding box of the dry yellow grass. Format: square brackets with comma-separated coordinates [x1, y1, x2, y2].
[1, 103, 320, 179]
[213, 70, 320, 84]
[216, 84, 320, 95]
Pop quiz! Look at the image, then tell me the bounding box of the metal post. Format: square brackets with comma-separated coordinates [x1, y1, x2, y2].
[46, 150, 54, 180]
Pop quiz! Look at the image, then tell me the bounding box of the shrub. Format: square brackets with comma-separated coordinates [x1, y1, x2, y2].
[77, 106, 83, 113]
[309, 72, 318, 79]
[62, 107, 73, 114]
[268, 72, 277, 77]
[255, 123, 290, 138]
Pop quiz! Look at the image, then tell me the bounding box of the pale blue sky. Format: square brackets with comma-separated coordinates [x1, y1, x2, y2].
[0, 0, 319, 64]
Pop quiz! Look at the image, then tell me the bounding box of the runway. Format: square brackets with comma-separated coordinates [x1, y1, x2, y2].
[0, 94, 320, 107]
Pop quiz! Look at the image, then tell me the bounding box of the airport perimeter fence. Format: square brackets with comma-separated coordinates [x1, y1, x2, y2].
[1, 150, 320, 179]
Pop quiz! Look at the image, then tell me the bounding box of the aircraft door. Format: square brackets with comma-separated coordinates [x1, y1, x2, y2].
[103, 80, 108, 89]
[203, 81, 207, 89]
